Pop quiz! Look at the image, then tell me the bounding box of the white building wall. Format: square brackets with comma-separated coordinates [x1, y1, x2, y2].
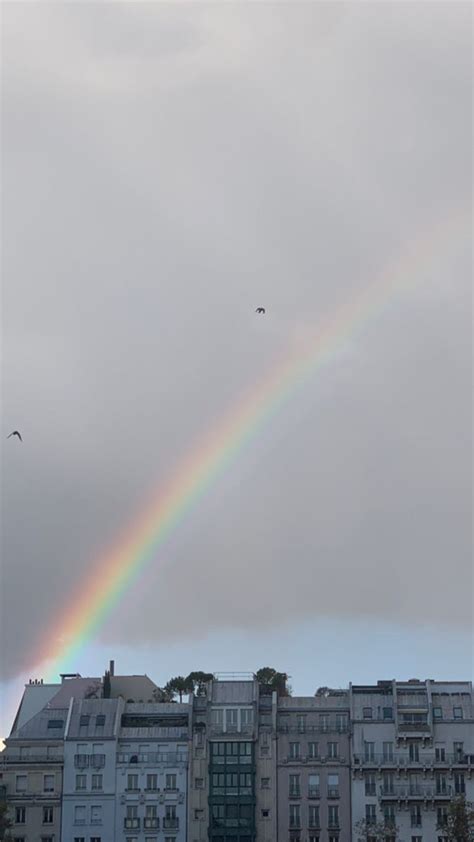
[62, 737, 117, 842]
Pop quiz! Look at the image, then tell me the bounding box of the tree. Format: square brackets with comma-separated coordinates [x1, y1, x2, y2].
[165, 676, 193, 703]
[0, 800, 13, 841]
[255, 667, 290, 697]
[354, 818, 399, 841]
[437, 795, 474, 842]
[186, 672, 214, 695]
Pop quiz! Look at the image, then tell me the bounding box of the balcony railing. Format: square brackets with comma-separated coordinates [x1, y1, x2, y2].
[354, 752, 471, 767]
[144, 817, 159, 829]
[289, 789, 301, 798]
[379, 784, 453, 799]
[289, 819, 301, 829]
[308, 788, 320, 798]
[163, 817, 179, 829]
[278, 723, 349, 734]
[124, 817, 140, 829]
[328, 820, 340, 829]
[328, 787, 340, 798]
[117, 751, 188, 764]
[1, 754, 62, 765]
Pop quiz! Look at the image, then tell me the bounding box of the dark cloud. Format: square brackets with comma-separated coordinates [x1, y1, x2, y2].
[1, 2, 471, 681]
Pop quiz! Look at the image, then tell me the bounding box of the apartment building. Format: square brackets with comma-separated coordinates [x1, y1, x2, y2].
[350, 679, 474, 842]
[188, 675, 259, 842]
[277, 690, 351, 842]
[1, 704, 67, 842]
[61, 698, 120, 842]
[116, 701, 189, 842]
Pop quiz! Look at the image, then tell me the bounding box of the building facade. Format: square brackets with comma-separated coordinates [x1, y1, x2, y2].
[350, 679, 474, 842]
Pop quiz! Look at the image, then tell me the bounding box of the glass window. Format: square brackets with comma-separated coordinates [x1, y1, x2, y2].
[453, 707, 463, 720]
[289, 742, 300, 759]
[364, 741, 375, 761]
[91, 774, 103, 790]
[433, 706, 443, 719]
[211, 709, 223, 727]
[308, 774, 320, 797]
[91, 805, 102, 824]
[42, 807, 53, 824]
[76, 774, 86, 790]
[127, 774, 139, 791]
[289, 774, 300, 796]
[328, 773, 339, 797]
[147, 773, 158, 790]
[261, 777, 270, 789]
[365, 772, 376, 795]
[165, 774, 177, 790]
[16, 775, 27, 792]
[43, 775, 54, 792]
[74, 805, 86, 824]
[241, 709, 253, 727]
[383, 741, 394, 761]
[328, 805, 339, 827]
[289, 804, 300, 827]
[15, 806, 26, 823]
[336, 713, 348, 731]
[308, 741, 319, 759]
[225, 709, 238, 730]
[297, 715, 306, 732]
[327, 741, 338, 759]
[309, 805, 320, 828]
[96, 715, 105, 726]
[383, 707, 393, 719]
[363, 707, 373, 719]
[79, 715, 90, 726]
[319, 714, 329, 732]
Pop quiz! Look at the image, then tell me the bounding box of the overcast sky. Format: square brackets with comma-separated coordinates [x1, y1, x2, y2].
[1, 2, 472, 731]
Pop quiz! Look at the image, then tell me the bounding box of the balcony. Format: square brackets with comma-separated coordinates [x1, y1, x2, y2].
[117, 751, 188, 764]
[90, 754, 105, 768]
[289, 820, 301, 829]
[163, 817, 179, 830]
[74, 755, 89, 768]
[289, 789, 301, 799]
[124, 818, 140, 829]
[1, 753, 62, 765]
[328, 820, 340, 829]
[327, 787, 340, 798]
[278, 723, 349, 734]
[379, 784, 453, 800]
[144, 817, 159, 829]
[308, 788, 320, 799]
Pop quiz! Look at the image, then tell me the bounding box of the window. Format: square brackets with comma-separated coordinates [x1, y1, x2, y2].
[289, 774, 300, 797]
[42, 807, 53, 824]
[453, 707, 463, 720]
[165, 773, 177, 790]
[261, 777, 270, 789]
[96, 715, 105, 727]
[382, 741, 394, 761]
[289, 804, 301, 828]
[195, 776, 204, 788]
[437, 806, 448, 827]
[308, 774, 320, 797]
[211, 708, 224, 727]
[409, 743, 420, 762]
[411, 805, 422, 827]
[319, 714, 329, 732]
[384, 805, 395, 828]
[411, 837, 422, 842]
[76, 774, 86, 790]
[328, 773, 339, 797]
[308, 742, 318, 759]
[327, 741, 338, 759]
[336, 713, 348, 731]
[75, 806, 86, 825]
[16, 775, 27, 792]
[241, 708, 253, 727]
[289, 742, 300, 759]
[41, 837, 54, 842]
[225, 708, 238, 731]
[194, 808, 204, 820]
[383, 707, 393, 720]
[366, 805, 376, 825]
[363, 707, 373, 719]
[328, 805, 339, 828]
[147, 773, 158, 790]
[382, 772, 394, 795]
[309, 837, 320, 842]
[435, 746, 446, 762]
[15, 807, 26, 823]
[90, 838, 102, 842]
[74, 838, 86, 842]
[47, 719, 64, 729]
[364, 742, 375, 761]
[297, 715, 306, 732]
[454, 741, 464, 759]
[127, 773, 139, 791]
[433, 706, 443, 719]
[309, 805, 320, 828]
[79, 715, 90, 726]
[436, 773, 448, 794]
[261, 809, 269, 818]
[43, 774, 54, 792]
[454, 772, 465, 794]
[365, 773, 376, 796]
[91, 774, 103, 790]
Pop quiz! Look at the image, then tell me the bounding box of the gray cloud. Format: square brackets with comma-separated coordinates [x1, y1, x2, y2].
[1, 2, 471, 681]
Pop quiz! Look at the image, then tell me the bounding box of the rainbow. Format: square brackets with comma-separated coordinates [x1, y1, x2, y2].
[32, 207, 468, 681]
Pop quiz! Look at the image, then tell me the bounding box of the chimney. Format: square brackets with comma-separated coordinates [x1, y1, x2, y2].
[109, 660, 115, 677]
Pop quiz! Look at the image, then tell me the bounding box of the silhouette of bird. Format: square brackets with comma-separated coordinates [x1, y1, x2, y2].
[255, 307, 266, 314]
[7, 430, 22, 442]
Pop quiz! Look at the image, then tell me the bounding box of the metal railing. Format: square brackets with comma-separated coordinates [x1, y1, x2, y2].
[355, 753, 473, 767]
[379, 784, 453, 798]
[144, 817, 159, 829]
[1, 754, 62, 765]
[163, 817, 179, 829]
[124, 817, 140, 829]
[117, 751, 188, 764]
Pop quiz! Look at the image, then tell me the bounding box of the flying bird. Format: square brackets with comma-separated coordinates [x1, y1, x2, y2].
[7, 430, 22, 442]
[255, 307, 266, 314]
